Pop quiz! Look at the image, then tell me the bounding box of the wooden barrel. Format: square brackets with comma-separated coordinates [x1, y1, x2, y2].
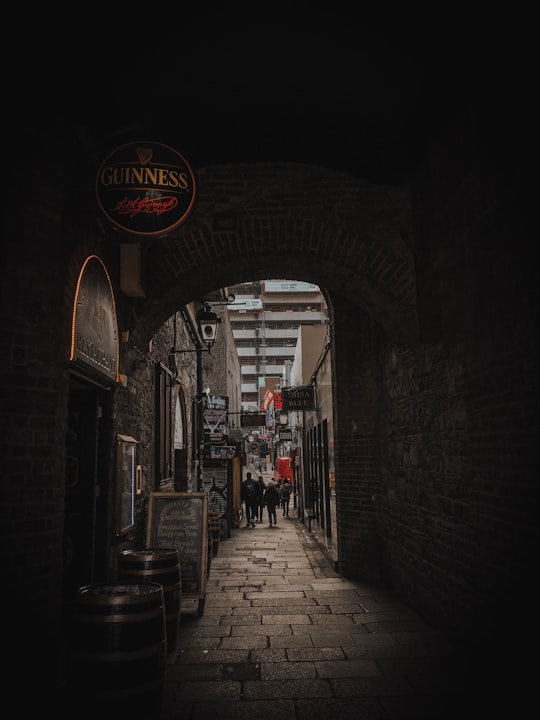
[208, 511, 220, 557]
[69, 582, 166, 717]
[118, 548, 181, 653]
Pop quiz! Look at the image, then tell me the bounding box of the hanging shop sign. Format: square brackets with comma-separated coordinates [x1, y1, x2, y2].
[96, 141, 197, 237]
[205, 445, 237, 460]
[241, 413, 267, 427]
[69, 255, 119, 382]
[282, 385, 315, 410]
[203, 395, 229, 444]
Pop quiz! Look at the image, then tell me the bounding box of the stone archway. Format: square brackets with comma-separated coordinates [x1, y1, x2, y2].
[123, 162, 419, 579]
[129, 163, 418, 348]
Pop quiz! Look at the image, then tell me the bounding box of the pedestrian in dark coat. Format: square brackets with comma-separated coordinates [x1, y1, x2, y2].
[280, 478, 292, 517]
[263, 480, 280, 527]
[241, 472, 260, 528]
[256, 475, 265, 521]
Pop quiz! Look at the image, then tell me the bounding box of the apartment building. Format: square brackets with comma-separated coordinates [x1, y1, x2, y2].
[227, 280, 328, 412]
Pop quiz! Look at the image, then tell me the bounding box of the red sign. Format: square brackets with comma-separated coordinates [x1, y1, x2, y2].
[276, 456, 293, 481]
[96, 141, 197, 237]
[273, 391, 282, 410]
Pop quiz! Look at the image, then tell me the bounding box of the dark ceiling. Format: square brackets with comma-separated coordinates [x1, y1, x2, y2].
[11, 14, 529, 184]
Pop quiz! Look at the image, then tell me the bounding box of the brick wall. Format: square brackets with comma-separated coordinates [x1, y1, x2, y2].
[2, 117, 536, 694]
[374, 110, 539, 641]
[332, 298, 382, 579]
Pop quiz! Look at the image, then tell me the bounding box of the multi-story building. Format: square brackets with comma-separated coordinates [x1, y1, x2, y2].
[227, 280, 328, 412]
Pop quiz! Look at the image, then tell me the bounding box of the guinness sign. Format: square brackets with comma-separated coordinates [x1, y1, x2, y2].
[96, 141, 197, 237]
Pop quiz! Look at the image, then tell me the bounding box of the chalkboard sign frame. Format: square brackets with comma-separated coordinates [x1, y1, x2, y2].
[146, 492, 208, 614]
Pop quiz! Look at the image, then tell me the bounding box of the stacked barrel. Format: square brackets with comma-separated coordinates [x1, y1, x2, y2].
[67, 548, 181, 718]
[118, 548, 182, 653]
[68, 582, 167, 717]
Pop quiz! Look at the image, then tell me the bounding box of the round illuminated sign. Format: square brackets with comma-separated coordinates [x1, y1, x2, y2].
[96, 141, 197, 237]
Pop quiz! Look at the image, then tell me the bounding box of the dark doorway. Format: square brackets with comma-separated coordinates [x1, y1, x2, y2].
[63, 381, 111, 601]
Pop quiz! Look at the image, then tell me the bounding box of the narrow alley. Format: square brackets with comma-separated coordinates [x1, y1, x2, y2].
[160, 500, 495, 719]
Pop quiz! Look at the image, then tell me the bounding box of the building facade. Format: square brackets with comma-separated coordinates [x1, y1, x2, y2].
[227, 280, 328, 412]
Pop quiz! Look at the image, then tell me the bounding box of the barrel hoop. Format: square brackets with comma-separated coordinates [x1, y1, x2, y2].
[119, 562, 180, 572]
[73, 607, 164, 623]
[119, 568, 180, 583]
[77, 588, 163, 606]
[72, 640, 166, 663]
[122, 549, 178, 556]
[119, 553, 178, 559]
[95, 676, 164, 700]
[118, 562, 179, 569]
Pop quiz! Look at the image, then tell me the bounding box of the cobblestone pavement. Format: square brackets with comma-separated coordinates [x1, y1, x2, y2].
[159, 506, 511, 719]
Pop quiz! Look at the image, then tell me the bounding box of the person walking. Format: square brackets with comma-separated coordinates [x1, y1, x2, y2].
[281, 478, 292, 517]
[241, 472, 260, 528]
[256, 475, 265, 521]
[263, 479, 280, 527]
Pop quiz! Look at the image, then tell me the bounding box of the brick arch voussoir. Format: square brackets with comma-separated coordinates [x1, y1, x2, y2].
[132, 162, 419, 344]
[133, 250, 417, 349]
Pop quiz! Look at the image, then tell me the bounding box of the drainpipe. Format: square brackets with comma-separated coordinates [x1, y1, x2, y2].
[196, 346, 204, 491]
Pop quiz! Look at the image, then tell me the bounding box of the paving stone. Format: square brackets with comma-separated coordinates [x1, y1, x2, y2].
[162, 515, 474, 719]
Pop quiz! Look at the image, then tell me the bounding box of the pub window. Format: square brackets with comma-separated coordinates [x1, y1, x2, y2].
[116, 434, 137, 534]
[155, 362, 174, 486]
[174, 391, 189, 491]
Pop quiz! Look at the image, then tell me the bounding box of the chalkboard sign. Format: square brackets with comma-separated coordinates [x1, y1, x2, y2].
[147, 492, 208, 613]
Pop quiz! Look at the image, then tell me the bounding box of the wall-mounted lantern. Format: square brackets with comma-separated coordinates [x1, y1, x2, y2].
[171, 304, 221, 354]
